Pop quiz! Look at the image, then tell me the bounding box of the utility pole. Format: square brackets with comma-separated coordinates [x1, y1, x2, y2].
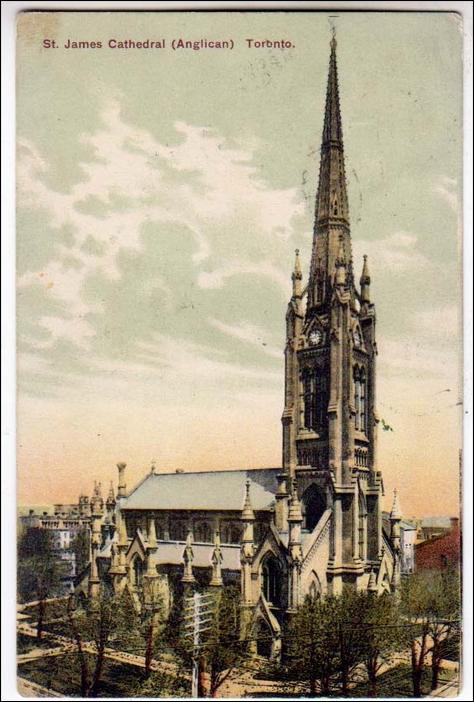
[184, 591, 214, 697]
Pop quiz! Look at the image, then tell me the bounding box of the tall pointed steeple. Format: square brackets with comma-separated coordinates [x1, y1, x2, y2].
[308, 33, 352, 310]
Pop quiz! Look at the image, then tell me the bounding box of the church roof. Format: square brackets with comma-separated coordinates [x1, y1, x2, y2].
[122, 468, 280, 512]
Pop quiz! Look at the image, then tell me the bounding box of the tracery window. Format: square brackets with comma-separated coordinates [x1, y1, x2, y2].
[222, 522, 241, 545]
[126, 515, 143, 538]
[169, 520, 187, 542]
[354, 367, 367, 433]
[303, 370, 328, 432]
[132, 556, 144, 588]
[308, 572, 322, 600]
[194, 521, 212, 543]
[301, 485, 326, 532]
[261, 555, 282, 606]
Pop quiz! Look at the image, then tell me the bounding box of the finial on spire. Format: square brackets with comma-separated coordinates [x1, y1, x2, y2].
[117, 462, 127, 498]
[292, 248, 303, 299]
[242, 478, 255, 521]
[106, 481, 115, 508]
[360, 254, 371, 302]
[150, 459, 156, 475]
[390, 488, 402, 521]
[294, 249, 302, 275]
[148, 516, 157, 548]
[360, 260, 370, 300]
[330, 24, 337, 51]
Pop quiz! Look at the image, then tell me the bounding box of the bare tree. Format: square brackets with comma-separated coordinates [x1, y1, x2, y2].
[400, 568, 461, 697]
[18, 527, 66, 640]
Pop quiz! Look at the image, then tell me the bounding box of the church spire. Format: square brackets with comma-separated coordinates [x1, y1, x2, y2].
[315, 32, 349, 225]
[308, 34, 352, 310]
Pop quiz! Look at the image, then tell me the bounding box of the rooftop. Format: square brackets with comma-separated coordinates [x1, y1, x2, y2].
[122, 467, 280, 512]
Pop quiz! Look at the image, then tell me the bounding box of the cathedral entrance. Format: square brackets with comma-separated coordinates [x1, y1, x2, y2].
[301, 485, 326, 532]
[254, 618, 273, 658]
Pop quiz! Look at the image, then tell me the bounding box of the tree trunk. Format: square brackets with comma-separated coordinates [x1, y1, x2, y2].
[90, 644, 106, 698]
[365, 653, 380, 698]
[37, 598, 45, 640]
[210, 667, 218, 698]
[198, 656, 207, 697]
[309, 672, 317, 696]
[321, 674, 330, 696]
[341, 667, 349, 696]
[411, 633, 427, 698]
[412, 669, 423, 699]
[145, 623, 154, 678]
[431, 649, 441, 692]
[66, 596, 89, 697]
[309, 644, 316, 696]
[368, 668, 378, 698]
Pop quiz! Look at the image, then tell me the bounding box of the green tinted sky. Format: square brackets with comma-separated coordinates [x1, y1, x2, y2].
[17, 11, 462, 516]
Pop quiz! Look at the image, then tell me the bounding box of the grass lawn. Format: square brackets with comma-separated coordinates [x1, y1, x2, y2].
[350, 664, 458, 698]
[18, 652, 187, 698]
[250, 664, 459, 698]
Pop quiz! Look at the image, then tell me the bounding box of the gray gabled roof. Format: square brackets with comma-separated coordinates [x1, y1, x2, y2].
[122, 468, 280, 512]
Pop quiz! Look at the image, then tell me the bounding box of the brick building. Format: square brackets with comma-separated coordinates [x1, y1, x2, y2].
[415, 518, 461, 571]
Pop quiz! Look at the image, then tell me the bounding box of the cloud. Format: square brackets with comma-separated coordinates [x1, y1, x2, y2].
[17, 100, 305, 362]
[197, 261, 289, 294]
[378, 337, 458, 381]
[413, 304, 460, 341]
[433, 175, 459, 213]
[353, 231, 431, 274]
[208, 318, 282, 359]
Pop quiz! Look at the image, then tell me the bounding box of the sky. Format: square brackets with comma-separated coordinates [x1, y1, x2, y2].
[16, 11, 463, 517]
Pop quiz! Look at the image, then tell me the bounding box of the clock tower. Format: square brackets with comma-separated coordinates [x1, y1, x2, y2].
[281, 35, 383, 594]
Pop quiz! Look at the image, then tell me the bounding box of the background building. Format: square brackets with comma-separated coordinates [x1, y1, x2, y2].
[415, 518, 461, 571]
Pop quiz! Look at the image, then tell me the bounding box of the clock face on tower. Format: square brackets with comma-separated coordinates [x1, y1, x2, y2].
[309, 329, 323, 346]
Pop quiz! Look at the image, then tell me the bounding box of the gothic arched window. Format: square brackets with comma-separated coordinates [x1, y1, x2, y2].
[303, 370, 328, 432]
[222, 522, 241, 545]
[301, 485, 326, 532]
[261, 555, 282, 607]
[132, 555, 144, 588]
[360, 372, 367, 432]
[169, 520, 187, 542]
[308, 572, 322, 600]
[194, 521, 212, 543]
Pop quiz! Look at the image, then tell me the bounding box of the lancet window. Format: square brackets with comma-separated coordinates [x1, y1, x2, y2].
[303, 369, 328, 432]
[354, 366, 367, 432]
